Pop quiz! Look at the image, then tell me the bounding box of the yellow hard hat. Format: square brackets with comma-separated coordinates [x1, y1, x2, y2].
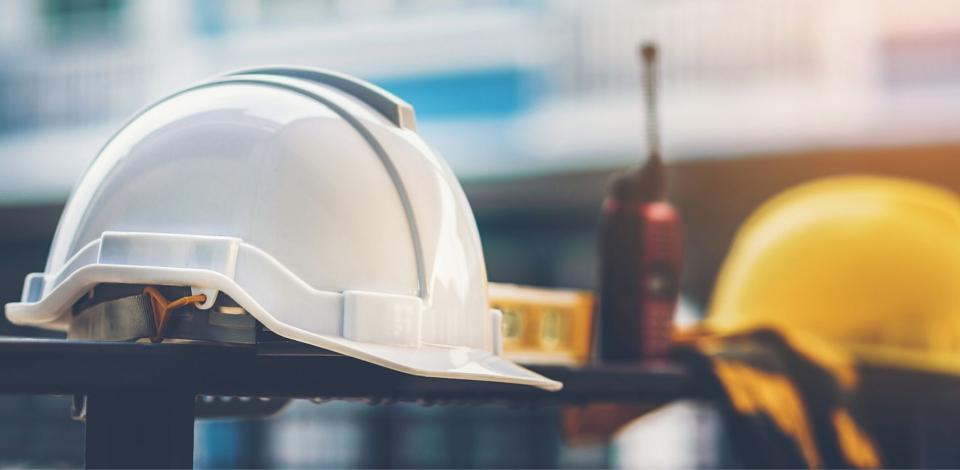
[707, 175, 960, 374]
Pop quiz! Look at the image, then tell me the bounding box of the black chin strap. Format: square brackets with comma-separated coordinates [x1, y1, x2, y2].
[69, 289, 257, 344]
[70, 293, 157, 341]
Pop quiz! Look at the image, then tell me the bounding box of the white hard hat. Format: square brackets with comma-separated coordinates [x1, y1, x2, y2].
[5, 67, 561, 391]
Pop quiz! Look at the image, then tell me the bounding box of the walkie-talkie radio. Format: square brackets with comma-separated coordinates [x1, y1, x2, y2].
[597, 43, 682, 362]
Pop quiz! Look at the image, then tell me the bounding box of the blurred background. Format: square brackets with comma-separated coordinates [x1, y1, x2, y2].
[2, 0, 960, 467]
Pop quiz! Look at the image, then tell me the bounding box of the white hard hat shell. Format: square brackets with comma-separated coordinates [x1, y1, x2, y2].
[5, 68, 561, 391]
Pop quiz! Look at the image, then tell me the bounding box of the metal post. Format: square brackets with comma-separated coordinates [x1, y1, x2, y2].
[84, 390, 196, 469]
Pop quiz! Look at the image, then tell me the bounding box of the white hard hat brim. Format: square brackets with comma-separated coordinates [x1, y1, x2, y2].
[6, 233, 562, 391]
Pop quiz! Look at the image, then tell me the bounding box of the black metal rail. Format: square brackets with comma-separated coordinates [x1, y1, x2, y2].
[0, 338, 697, 468]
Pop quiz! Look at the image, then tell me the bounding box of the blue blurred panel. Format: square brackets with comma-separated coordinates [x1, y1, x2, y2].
[195, 420, 264, 468]
[193, 0, 227, 36]
[374, 68, 543, 120]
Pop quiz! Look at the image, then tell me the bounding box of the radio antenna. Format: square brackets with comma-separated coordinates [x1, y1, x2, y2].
[640, 42, 661, 166]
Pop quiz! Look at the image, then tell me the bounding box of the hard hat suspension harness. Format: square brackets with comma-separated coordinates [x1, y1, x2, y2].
[69, 284, 257, 344]
[142, 287, 207, 342]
